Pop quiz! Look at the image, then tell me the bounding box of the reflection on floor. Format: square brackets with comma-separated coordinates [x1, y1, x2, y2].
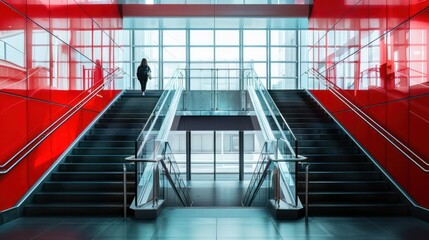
[188, 181, 247, 207]
[1, 208, 429, 239]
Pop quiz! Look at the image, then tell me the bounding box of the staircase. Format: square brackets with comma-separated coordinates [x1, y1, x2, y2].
[24, 90, 161, 216]
[269, 90, 409, 216]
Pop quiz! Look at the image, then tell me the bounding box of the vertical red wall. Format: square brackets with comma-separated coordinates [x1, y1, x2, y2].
[309, 0, 429, 208]
[0, 0, 123, 210]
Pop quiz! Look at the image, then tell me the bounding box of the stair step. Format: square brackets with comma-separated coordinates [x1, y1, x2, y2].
[298, 171, 381, 181]
[304, 203, 409, 216]
[33, 192, 134, 204]
[295, 134, 348, 140]
[299, 147, 361, 155]
[299, 140, 355, 147]
[99, 118, 147, 124]
[85, 134, 138, 141]
[269, 90, 409, 216]
[304, 154, 366, 162]
[289, 122, 338, 128]
[297, 181, 392, 192]
[104, 113, 151, 118]
[298, 192, 401, 204]
[292, 128, 340, 134]
[51, 172, 131, 181]
[72, 147, 134, 155]
[24, 90, 160, 217]
[89, 128, 141, 135]
[95, 122, 145, 129]
[286, 118, 331, 123]
[79, 141, 134, 148]
[307, 162, 374, 171]
[43, 181, 134, 192]
[66, 155, 130, 163]
[59, 163, 134, 172]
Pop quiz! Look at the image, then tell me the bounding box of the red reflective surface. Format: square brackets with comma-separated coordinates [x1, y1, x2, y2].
[0, 0, 122, 211]
[309, 0, 429, 208]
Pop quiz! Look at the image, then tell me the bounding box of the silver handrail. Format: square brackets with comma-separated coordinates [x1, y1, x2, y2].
[246, 69, 298, 157]
[308, 67, 429, 172]
[0, 67, 123, 174]
[135, 69, 184, 159]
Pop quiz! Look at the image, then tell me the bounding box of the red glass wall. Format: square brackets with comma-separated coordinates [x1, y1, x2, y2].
[308, 0, 429, 208]
[0, 0, 122, 210]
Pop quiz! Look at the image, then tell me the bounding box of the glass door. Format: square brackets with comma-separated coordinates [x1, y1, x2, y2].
[215, 131, 239, 180]
[191, 131, 214, 180]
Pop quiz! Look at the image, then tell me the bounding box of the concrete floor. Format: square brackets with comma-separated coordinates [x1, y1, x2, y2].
[1, 208, 429, 240]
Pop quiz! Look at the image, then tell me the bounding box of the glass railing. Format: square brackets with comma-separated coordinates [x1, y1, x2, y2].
[245, 69, 298, 158]
[135, 69, 184, 159]
[243, 69, 307, 208]
[127, 68, 191, 208]
[242, 139, 306, 207]
[242, 141, 273, 206]
[158, 142, 192, 206]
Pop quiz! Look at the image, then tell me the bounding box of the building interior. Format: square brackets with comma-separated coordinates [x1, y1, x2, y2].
[1, 0, 429, 239]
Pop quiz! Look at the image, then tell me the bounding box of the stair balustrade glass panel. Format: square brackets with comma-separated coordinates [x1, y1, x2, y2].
[167, 131, 187, 174]
[245, 69, 298, 157]
[133, 69, 185, 207]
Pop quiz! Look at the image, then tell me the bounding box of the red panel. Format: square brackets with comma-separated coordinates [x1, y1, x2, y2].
[409, 8, 429, 97]
[310, 0, 429, 209]
[51, 105, 70, 161]
[386, 100, 409, 144]
[0, 158, 29, 210]
[353, 111, 369, 147]
[27, 136, 52, 186]
[386, 23, 410, 102]
[387, 0, 410, 32]
[409, 111, 429, 162]
[410, 0, 429, 16]
[334, 111, 354, 135]
[27, 21, 51, 102]
[410, 94, 429, 122]
[367, 127, 387, 167]
[27, 100, 51, 140]
[408, 163, 429, 209]
[123, 4, 311, 18]
[385, 144, 409, 190]
[368, 0, 387, 40]
[366, 103, 387, 129]
[2, 0, 27, 14]
[0, 94, 27, 165]
[27, 0, 50, 30]
[0, 0, 122, 211]
[0, 2, 27, 96]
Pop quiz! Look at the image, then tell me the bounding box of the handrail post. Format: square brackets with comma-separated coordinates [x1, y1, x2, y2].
[123, 163, 127, 219]
[152, 162, 159, 208]
[304, 162, 310, 220]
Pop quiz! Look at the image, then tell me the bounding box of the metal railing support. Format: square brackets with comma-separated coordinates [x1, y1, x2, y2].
[303, 162, 310, 220]
[123, 163, 127, 219]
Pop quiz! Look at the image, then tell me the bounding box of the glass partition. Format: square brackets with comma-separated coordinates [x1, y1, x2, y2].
[132, 68, 187, 207]
[245, 69, 298, 157]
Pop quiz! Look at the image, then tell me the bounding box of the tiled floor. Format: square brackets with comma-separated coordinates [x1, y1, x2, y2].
[1, 208, 429, 240]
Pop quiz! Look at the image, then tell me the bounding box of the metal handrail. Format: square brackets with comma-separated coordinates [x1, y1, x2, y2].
[246, 68, 298, 157]
[0, 67, 122, 174]
[242, 140, 307, 207]
[308, 67, 429, 172]
[162, 142, 192, 206]
[135, 69, 183, 158]
[126, 142, 192, 207]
